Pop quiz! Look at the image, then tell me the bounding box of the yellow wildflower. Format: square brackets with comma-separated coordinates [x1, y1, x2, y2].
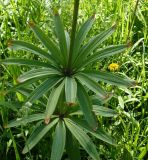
[108, 63, 119, 71]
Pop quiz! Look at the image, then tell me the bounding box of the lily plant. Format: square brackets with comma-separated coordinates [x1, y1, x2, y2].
[1, 1, 136, 159]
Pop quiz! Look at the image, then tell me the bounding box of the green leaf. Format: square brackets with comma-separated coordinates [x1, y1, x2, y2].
[81, 45, 129, 68]
[27, 77, 62, 103]
[53, 12, 68, 65]
[8, 40, 55, 63]
[6, 113, 45, 128]
[28, 22, 62, 64]
[44, 80, 65, 122]
[51, 120, 66, 160]
[76, 73, 108, 100]
[73, 15, 95, 61]
[77, 82, 98, 130]
[66, 129, 81, 160]
[65, 30, 70, 54]
[84, 70, 136, 87]
[17, 68, 60, 83]
[65, 77, 77, 103]
[22, 118, 58, 154]
[71, 118, 116, 145]
[65, 118, 100, 160]
[0, 58, 53, 68]
[0, 101, 18, 112]
[93, 105, 118, 117]
[74, 24, 116, 67]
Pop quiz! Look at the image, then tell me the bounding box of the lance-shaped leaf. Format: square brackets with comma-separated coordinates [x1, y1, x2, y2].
[53, 12, 68, 64]
[8, 40, 54, 63]
[51, 120, 66, 160]
[65, 77, 77, 103]
[27, 77, 62, 103]
[76, 73, 108, 100]
[6, 113, 45, 128]
[17, 68, 60, 83]
[28, 22, 62, 64]
[73, 15, 95, 60]
[84, 70, 136, 87]
[44, 80, 65, 123]
[0, 58, 53, 68]
[71, 118, 116, 145]
[22, 118, 58, 154]
[93, 105, 118, 117]
[66, 129, 81, 160]
[65, 30, 70, 54]
[80, 44, 129, 69]
[65, 118, 100, 160]
[77, 82, 98, 130]
[73, 24, 116, 67]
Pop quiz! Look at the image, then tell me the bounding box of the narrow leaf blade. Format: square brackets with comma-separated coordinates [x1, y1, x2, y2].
[65, 118, 100, 160]
[51, 120, 66, 160]
[77, 82, 98, 130]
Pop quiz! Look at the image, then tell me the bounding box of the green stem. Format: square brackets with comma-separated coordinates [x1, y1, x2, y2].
[67, 0, 80, 69]
[126, 0, 140, 42]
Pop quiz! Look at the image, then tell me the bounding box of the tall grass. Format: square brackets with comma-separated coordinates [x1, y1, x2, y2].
[0, 0, 147, 159]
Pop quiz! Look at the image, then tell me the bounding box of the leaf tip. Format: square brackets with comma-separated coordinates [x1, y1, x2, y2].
[28, 21, 35, 28]
[44, 118, 50, 125]
[112, 22, 117, 30]
[7, 40, 13, 48]
[127, 41, 133, 48]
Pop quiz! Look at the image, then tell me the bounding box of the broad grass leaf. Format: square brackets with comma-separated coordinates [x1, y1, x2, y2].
[65, 77, 77, 103]
[77, 82, 98, 130]
[22, 118, 58, 154]
[65, 118, 100, 160]
[50, 120, 66, 160]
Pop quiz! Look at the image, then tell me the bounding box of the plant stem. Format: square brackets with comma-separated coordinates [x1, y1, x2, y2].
[67, 0, 80, 69]
[126, 0, 140, 42]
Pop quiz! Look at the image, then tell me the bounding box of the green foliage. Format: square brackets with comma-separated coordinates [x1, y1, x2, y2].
[0, 0, 147, 160]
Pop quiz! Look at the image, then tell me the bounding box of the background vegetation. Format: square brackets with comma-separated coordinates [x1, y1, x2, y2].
[0, 0, 147, 159]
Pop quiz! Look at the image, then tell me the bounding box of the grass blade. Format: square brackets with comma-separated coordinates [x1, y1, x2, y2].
[65, 118, 100, 160]
[77, 82, 98, 130]
[22, 118, 58, 154]
[51, 120, 66, 160]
